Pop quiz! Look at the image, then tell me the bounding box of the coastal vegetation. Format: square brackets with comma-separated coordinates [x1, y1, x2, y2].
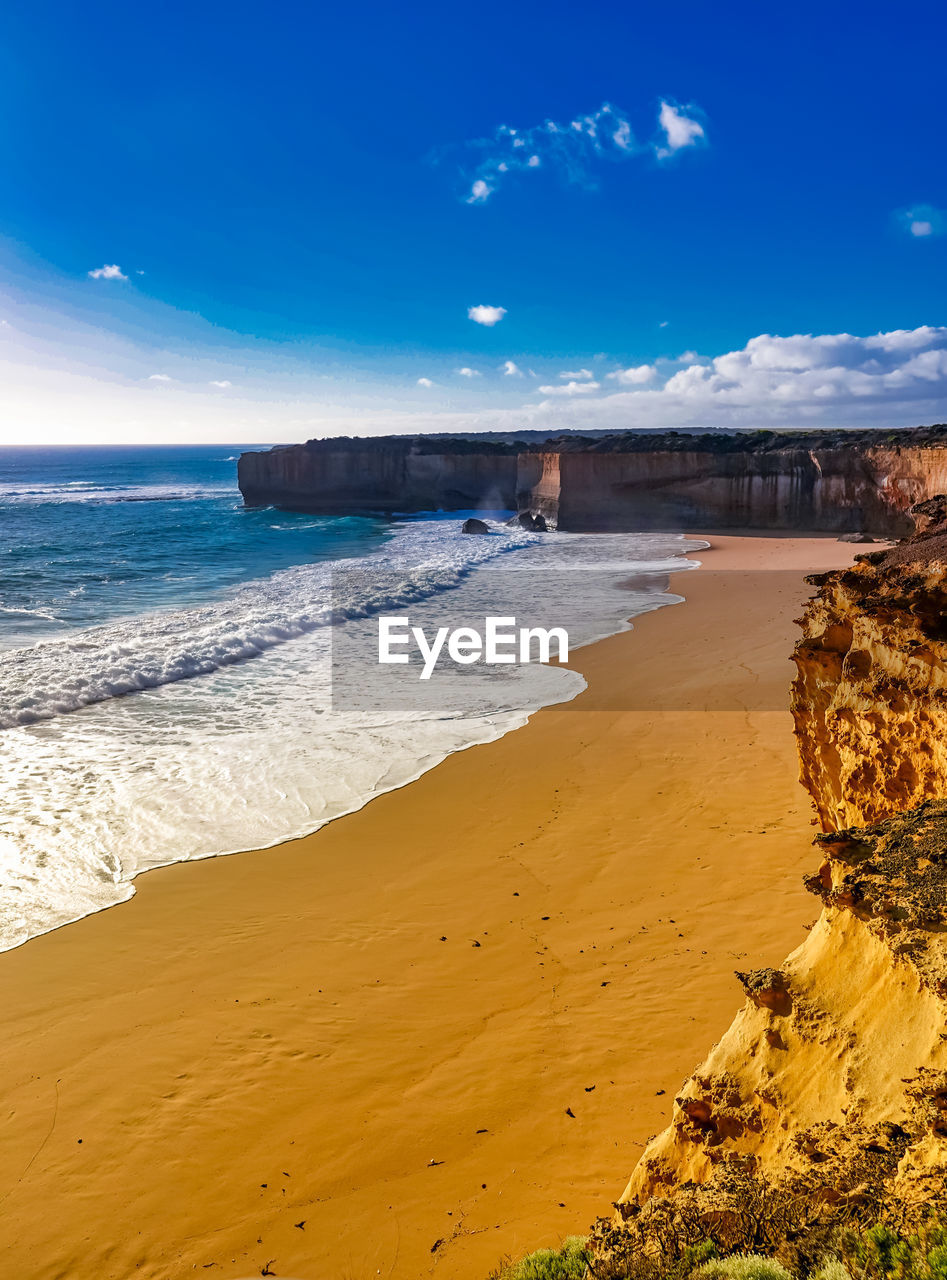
[494, 1217, 947, 1280]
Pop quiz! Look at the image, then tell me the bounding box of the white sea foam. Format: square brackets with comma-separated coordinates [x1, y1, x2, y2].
[0, 480, 231, 504]
[0, 519, 701, 950]
[0, 519, 534, 728]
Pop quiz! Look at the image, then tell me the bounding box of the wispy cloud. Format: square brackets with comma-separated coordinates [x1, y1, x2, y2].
[88, 264, 127, 281]
[559, 367, 594, 380]
[447, 98, 707, 203]
[539, 379, 601, 396]
[655, 100, 706, 159]
[456, 367, 481, 377]
[500, 360, 522, 376]
[417, 376, 434, 387]
[468, 304, 506, 326]
[209, 379, 232, 388]
[607, 363, 655, 385]
[147, 373, 172, 382]
[896, 204, 945, 238]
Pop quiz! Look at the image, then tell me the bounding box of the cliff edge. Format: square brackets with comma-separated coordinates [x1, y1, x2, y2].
[590, 506, 947, 1270]
[238, 426, 947, 534]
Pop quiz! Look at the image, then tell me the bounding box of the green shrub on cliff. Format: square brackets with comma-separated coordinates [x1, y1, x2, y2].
[809, 1262, 852, 1280]
[850, 1220, 947, 1280]
[489, 1235, 590, 1279]
[695, 1256, 793, 1280]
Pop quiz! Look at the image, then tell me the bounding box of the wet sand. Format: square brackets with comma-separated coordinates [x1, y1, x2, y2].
[0, 533, 859, 1280]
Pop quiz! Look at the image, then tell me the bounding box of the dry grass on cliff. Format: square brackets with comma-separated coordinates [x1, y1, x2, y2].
[584, 1168, 947, 1280]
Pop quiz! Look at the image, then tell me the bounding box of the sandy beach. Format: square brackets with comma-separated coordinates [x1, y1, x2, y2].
[0, 533, 860, 1280]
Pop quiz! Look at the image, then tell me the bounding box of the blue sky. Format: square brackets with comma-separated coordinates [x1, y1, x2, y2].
[0, 0, 946, 442]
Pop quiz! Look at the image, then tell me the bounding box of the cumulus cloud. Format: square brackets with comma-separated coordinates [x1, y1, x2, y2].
[500, 360, 522, 376]
[447, 98, 706, 203]
[897, 204, 945, 238]
[209, 379, 232, 388]
[468, 304, 506, 326]
[526, 327, 947, 429]
[538, 379, 602, 396]
[655, 100, 706, 159]
[417, 377, 434, 387]
[88, 264, 127, 281]
[456, 367, 481, 377]
[559, 367, 594, 380]
[608, 363, 655, 385]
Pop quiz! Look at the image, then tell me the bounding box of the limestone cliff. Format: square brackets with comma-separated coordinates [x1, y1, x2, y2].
[238, 427, 947, 533]
[593, 507, 947, 1265]
[237, 436, 521, 513]
[792, 523, 947, 830]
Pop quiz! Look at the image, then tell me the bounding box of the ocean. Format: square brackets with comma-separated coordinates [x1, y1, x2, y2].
[0, 444, 700, 950]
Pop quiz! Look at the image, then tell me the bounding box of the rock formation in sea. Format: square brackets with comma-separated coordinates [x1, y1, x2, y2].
[238, 427, 947, 534]
[589, 504, 947, 1269]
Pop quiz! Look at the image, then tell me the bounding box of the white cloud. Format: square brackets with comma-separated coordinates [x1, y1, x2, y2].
[456, 367, 481, 377]
[559, 367, 594, 380]
[524, 327, 947, 429]
[539, 379, 602, 396]
[147, 373, 172, 382]
[500, 360, 522, 376]
[209, 379, 232, 388]
[417, 376, 434, 387]
[467, 179, 493, 205]
[655, 100, 705, 158]
[659, 320, 670, 328]
[447, 98, 707, 203]
[88, 264, 128, 281]
[468, 304, 506, 326]
[608, 363, 655, 385]
[897, 205, 944, 238]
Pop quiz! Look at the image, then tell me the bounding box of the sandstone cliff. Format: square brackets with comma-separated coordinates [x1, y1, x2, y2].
[792, 520, 947, 830]
[238, 427, 947, 534]
[592, 506, 947, 1267]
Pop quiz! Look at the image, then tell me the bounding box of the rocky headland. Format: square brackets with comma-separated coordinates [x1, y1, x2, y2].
[239, 426, 947, 534]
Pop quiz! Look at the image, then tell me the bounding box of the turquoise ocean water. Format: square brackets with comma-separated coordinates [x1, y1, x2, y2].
[0, 445, 699, 949]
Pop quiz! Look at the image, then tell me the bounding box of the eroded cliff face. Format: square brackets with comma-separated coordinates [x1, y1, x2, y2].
[237, 439, 518, 513]
[594, 508, 947, 1264]
[550, 445, 947, 534]
[792, 532, 947, 830]
[238, 430, 947, 533]
[614, 806, 947, 1215]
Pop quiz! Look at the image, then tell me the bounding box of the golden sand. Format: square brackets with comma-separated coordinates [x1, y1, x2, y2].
[0, 534, 858, 1280]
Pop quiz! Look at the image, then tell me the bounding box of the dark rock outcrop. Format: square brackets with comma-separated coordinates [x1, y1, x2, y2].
[507, 511, 548, 532]
[461, 517, 489, 535]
